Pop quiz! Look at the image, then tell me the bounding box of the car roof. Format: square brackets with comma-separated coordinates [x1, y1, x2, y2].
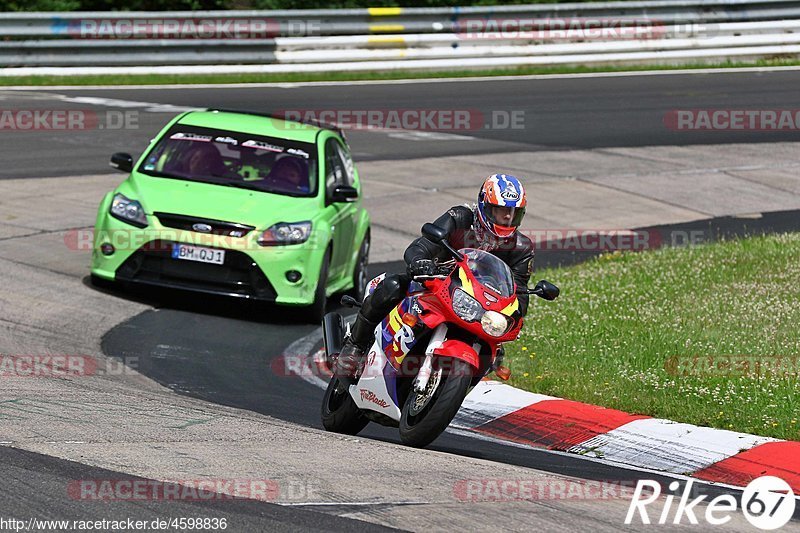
[176, 109, 335, 144]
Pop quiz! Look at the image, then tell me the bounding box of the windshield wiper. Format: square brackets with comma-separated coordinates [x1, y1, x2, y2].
[141, 169, 187, 180]
[143, 169, 308, 196]
[143, 170, 241, 188]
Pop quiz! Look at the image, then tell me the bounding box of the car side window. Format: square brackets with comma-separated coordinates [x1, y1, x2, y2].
[325, 138, 348, 196]
[334, 142, 355, 186]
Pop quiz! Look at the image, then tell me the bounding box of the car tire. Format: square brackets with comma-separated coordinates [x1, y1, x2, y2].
[349, 231, 370, 302]
[307, 250, 330, 324]
[90, 273, 115, 291]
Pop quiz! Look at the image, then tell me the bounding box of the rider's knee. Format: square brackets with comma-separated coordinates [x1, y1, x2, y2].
[362, 274, 406, 321]
[375, 274, 406, 303]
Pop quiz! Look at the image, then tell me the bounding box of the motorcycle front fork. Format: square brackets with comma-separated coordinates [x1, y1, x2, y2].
[413, 324, 448, 393]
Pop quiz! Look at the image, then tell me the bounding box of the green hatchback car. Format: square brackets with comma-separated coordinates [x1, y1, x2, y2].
[91, 109, 370, 322]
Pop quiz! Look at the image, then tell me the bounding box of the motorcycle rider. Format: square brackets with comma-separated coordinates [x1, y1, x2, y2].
[335, 174, 534, 383]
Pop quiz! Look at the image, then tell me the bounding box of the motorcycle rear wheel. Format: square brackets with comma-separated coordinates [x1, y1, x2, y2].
[321, 376, 369, 435]
[399, 358, 472, 448]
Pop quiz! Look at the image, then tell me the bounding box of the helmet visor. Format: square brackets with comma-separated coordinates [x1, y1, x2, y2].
[485, 205, 525, 228]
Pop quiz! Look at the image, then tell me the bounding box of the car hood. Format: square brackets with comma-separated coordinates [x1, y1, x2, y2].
[128, 174, 320, 228]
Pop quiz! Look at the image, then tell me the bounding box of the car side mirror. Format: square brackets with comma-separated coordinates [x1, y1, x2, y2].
[421, 223, 448, 243]
[330, 185, 358, 203]
[532, 280, 560, 300]
[110, 152, 133, 173]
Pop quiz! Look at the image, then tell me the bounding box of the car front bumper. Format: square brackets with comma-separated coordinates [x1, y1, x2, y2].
[90, 213, 326, 306]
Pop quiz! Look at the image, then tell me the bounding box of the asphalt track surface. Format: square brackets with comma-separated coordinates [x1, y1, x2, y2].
[98, 209, 800, 518]
[4, 71, 800, 527]
[2, 69, 800, 178]
[0, 446, 400, 532]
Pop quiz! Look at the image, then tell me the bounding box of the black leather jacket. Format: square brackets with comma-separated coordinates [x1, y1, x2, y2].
[403, 205, 534, 315]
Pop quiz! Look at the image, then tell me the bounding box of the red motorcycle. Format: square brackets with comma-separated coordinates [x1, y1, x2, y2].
[321, 223, 559, 448]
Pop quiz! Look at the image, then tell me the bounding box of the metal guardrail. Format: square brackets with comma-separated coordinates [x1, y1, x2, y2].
[3, 0, 800, 38]
[2, 0, 800, 74]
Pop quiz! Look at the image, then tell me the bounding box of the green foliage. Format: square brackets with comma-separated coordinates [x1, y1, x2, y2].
[508, 233, 800, 440]
[251, 0, 563, 7]
[0, 0, 594, 12]
[0, 0, 229, 11]
[0, 0, 81, 11]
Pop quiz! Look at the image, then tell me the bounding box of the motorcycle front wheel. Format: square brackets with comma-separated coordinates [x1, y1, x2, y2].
[321, 377, 369, 435]
[399, 357, 472, 448]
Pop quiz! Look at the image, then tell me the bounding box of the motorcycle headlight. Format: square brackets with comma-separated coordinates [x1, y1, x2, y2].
[452, 288, 483, 322]
[258, 221, 312, 246]
[481, 311, 510, 337]
[110, 193, 148, 228]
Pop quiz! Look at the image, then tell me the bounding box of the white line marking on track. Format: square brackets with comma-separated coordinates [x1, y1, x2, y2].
[282, 332, 329, 390]
[569, 418, 778, 473]
[444, 426, 766, 496]
[53, 94, 197, 113]
[3, 65, 800, 91]
[386, 130, 477, 142]
[277, 501, 429, 507]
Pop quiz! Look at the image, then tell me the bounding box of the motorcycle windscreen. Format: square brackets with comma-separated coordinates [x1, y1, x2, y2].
[461, 248, 515, 297]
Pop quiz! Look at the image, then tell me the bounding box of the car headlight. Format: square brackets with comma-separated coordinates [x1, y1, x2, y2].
[258, 221, 312, 246]
[110, 193, 148, 228]
[452, 288, 483, 322]
[481, 310, 510, 337]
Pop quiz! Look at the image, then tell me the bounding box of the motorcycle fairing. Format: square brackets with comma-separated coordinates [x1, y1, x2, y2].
[350, 337, 402, 420]
[379, 296, 422, 370]
[432, 338, 480, 369]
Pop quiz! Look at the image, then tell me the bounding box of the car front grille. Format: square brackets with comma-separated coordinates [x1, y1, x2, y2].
[154, 212, 255, 238]
[115, 240, 276, 301]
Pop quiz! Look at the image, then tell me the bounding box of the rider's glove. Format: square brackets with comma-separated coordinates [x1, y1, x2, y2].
[407, 258, 436, 277]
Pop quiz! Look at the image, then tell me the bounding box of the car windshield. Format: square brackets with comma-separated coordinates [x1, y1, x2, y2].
[138, 125, 318, 197]
[461, 248, 515, 297]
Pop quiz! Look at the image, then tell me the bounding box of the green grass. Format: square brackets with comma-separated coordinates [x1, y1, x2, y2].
[508, 232, 800, 440]
[4, 58, 800, 86]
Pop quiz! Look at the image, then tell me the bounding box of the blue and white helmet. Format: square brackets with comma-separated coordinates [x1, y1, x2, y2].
[476, 174, 527, 239]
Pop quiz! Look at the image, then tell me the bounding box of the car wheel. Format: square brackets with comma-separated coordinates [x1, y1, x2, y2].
[350, 232, 370, 302]
[90, 273, 115, 291]
[307, 250, 330, 324]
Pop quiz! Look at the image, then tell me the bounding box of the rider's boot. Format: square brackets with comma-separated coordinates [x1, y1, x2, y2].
[333, 312, 378, 391]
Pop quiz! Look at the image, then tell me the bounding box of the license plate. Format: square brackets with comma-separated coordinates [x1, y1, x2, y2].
[171, 244, 225, 265]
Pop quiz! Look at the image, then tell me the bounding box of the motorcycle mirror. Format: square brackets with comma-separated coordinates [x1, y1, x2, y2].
[340, 294, 362, 308]
[421, 222, 464, 261]
[421, 223, 448, 243]
[531, 280, 560, 300]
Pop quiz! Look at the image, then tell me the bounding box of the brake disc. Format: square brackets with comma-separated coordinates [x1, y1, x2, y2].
[410, 368, 442, 416]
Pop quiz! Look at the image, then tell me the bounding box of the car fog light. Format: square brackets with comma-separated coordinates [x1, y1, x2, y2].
[286, 270, 302, 283]
[100, 243, 115, 256]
